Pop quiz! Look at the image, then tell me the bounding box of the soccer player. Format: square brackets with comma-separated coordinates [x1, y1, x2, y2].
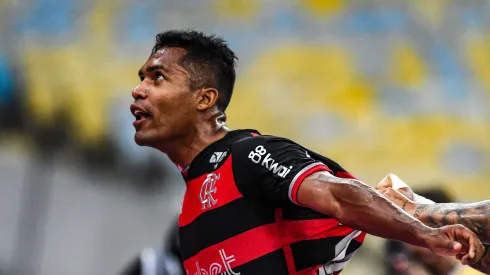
[130, 30, 484, 274]
[377, 178, 490, 273]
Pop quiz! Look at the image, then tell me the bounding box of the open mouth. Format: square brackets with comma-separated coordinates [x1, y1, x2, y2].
[130, 103, 152, 128]
[134, 110, 151, 121]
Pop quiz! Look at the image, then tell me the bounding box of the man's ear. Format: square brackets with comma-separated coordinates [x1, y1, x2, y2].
[196, 88, 219, 111]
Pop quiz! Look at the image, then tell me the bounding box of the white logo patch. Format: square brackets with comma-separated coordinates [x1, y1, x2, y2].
[210, 152, 227, 164]
[248, 145, 292, 178]
[210, 152, 227, 169]
[199, 173, 220, 210]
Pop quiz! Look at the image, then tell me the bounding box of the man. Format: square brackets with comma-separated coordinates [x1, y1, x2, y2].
[377, 175, 490, 273]
[131, 30, 483, 274]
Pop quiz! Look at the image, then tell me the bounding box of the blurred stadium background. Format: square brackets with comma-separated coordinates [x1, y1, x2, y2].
[0, 0, 489, 274]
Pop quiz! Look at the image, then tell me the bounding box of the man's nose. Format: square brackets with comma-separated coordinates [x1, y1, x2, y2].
[132, 84, 148, 100]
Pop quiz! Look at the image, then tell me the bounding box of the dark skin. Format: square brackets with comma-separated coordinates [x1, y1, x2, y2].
[297, 172, 483, 264]
[131, 46, 484, 266]
[131, 47, 228, 166]
[377, 185, 490, 273]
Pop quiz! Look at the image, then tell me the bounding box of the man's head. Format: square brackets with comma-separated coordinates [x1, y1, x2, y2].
[131, 30, 237, 148]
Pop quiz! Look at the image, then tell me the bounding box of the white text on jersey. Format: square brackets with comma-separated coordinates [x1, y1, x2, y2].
[248, 145, 292, 178]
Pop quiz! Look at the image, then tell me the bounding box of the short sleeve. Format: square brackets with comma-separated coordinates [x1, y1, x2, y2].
[231, 136, 332, 205]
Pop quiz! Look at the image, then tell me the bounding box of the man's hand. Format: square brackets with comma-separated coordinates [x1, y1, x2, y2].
[379, 187, 417, 216]
[425, 225, 485, 265]
[376, 174, 490, 272]
[376, 173, 415, 201]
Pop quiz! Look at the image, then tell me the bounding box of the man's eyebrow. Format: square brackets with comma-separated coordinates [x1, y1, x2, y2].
[146, 64, 169, 73]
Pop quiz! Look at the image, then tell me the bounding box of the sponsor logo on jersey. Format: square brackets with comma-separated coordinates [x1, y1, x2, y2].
[200, 173, 220, 210]
[210, 152, 227, 164]
[210, 152, 227, 169]
[248, 145, 292, 178]
[186, 249, 240, 275]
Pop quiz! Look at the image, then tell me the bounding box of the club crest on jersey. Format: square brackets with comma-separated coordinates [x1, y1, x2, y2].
[186, 249, 240, 275]
[248, 145, 292, 178]
[199, 173, 220, 210]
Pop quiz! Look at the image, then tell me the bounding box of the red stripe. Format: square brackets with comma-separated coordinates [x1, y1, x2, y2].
[279, 219, 356, 243]
[275, 209, 297, 274]
[355, 232, 367, 243]
[335, 170, 358, 180]
[250, 132, 259, 137]
[275, 209, 321, 275]
[183, 223, 283, 273]
[290, 164, 332, 205]
[179, 156, 242, 227]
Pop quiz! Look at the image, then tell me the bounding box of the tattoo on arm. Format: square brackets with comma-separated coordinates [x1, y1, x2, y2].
[401, 200, 408, 211]
[414, 200, 490, 243]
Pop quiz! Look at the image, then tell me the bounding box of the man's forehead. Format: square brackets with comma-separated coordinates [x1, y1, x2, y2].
[144, 47, 187, 68]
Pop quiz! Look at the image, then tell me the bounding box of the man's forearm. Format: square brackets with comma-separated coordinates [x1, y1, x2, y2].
[299, 173, 433, 247]
[413, 200, 490, 243]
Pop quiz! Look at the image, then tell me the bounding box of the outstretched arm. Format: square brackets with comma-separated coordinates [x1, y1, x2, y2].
[296, 171, 484, 263]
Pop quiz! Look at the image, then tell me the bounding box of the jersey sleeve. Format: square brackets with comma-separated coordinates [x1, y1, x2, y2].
[231, 136, 332, 206]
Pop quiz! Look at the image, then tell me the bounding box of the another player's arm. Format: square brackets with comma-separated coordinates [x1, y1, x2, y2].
[411, 201, 490, 244]
[411, 202, 490, 272]
[296, 171, 483, 262]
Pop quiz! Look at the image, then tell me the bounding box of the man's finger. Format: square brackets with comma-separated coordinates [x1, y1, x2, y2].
[461, 254, 469, 265]
[453, 242, 463, 253]
[459, 228, 485, 264]
[376, 174, 394, 190]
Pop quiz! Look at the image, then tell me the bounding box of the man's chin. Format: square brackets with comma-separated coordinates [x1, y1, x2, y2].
[134, 132, 153, 147]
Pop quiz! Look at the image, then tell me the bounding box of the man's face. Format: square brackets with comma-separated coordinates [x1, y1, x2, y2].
[131, 47, 197, 147]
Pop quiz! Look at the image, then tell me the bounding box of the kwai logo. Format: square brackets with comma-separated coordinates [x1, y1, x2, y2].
[248, 145, 292, 178]
[186, 249, 240, 275]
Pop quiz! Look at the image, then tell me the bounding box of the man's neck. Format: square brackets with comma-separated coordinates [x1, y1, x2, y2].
[160, 124, 230, 168]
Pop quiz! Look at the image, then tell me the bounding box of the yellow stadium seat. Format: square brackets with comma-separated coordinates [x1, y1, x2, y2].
[228, 45, 375, 140]
[465, 36, 490, 93]
[214, 0, 260, 20]
[389, 43, 427, 87]
[300, 0, 344, 17]
[410, 0, 447, 29]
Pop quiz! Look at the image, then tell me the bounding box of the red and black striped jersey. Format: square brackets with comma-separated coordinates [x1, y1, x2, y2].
[179, 130, 366, 275]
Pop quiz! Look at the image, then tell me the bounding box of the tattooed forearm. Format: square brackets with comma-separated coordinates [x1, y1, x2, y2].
[414, 200, 490, 243]
[469, 245, 490, 273]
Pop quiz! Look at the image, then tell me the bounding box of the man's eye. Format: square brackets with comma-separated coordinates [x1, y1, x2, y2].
[156, 73, 165, 81]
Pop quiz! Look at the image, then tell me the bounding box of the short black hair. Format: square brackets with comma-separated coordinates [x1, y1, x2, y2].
[151, 30, 238, 112]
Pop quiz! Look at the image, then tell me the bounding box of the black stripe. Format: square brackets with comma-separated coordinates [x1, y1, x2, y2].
[179, 198, 275, 260]
[282, 204, 331, 220]
[291, 237, 363, 271]
[231, 249, 289, 274]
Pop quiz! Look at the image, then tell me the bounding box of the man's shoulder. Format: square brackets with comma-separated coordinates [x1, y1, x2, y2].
[231, 133, 299, 149]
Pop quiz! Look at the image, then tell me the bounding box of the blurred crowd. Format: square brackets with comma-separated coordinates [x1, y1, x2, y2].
[0, 0, 489, 275]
